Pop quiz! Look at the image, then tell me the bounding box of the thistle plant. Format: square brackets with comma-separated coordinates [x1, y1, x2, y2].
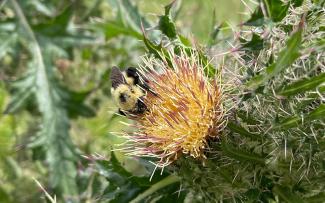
[1, 0, 323, 202]
[114, 0, 325, 202]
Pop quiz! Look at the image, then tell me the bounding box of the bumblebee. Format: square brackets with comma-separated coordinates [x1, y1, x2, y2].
[110, 66, 150, 116]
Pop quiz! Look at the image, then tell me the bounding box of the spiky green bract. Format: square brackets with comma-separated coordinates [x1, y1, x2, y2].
[172, 1, 325, 202]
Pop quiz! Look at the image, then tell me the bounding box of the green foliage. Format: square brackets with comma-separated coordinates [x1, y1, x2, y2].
[276, 73, 325, 97]
[145, 0, 324, 202]
[244, 0, 298, 26]
[0, 0, 324, 202]
[245, 27, 302, 90]
[95, 153, 183, 203]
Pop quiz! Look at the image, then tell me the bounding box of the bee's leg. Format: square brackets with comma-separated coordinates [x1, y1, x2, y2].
[118, 108, 126, 116]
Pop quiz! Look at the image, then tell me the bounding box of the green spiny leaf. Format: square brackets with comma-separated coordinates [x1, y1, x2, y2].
[158, 1, 177, 39]
[227, 122, 263, 141]
[158, 15, 177, 39]
[277, 73, 325, 97]
[295, 86, 325, 111]
[143, 33, 173, 67]
[11, 1, 78, 198]
[221, 141, 265, 164]
[246, 26, 302, 90]
[265, 28, 302, 76]
[274, 104, 325, 129]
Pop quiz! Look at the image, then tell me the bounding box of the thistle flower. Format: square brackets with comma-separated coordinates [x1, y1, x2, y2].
[123, 50, 226, 167]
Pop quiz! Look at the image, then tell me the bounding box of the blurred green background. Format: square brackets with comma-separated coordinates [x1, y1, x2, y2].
[0, 0, 252, 202]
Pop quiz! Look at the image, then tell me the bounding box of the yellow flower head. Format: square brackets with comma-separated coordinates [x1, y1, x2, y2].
[124, 50, 225, 167]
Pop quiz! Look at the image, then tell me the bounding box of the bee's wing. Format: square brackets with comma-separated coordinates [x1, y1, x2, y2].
[111, 66, 127, 89]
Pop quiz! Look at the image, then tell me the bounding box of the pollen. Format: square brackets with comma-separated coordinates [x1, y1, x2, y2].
[123, 50, 225, 167]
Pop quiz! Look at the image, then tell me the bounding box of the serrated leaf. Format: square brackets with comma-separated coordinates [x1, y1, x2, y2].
[158, 15, 177, 39]
[143, 34, 172, 67]
[277, 73, 325, 96]
[227, 122, 263, 141]
[11, 1, 79, 198]
[198, 50, 216, 78]
[158, 1, 177, 39]
[221, 141, 265, 164]
[273, 185, 304, 203]
[307, 103, 325, 120]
